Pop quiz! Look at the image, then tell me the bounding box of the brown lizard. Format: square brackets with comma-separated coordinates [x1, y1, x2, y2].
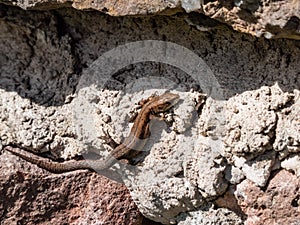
[4, 92, 180, 173]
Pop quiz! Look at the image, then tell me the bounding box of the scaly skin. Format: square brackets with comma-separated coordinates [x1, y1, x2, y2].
[5, 92, 180, 173]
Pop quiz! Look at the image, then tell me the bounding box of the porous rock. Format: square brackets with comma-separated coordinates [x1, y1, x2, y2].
[274, 89, 300, 159]
[228, 151, 276, 187]
[119, 92, 204, 224]
[0, 5, 299, 225]
[235, 170, 300, 225]
[184, 139, 228, 199]
[175, 206, 243, 225]
[0, 90, 84, 158]
[224, 164, 244, 185]
[2, 0, 300, 39]
[224, 84, 292, 158]
[0, 150, 142, 225]
[129, 178, 203, 225]
[204, 0, 300, 39]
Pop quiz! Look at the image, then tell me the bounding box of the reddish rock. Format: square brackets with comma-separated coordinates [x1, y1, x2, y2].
[235, 170, 300, 225]
[0, 151, 142, 225]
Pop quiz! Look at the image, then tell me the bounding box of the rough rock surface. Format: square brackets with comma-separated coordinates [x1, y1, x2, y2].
[0, 4, 299, 225]
[184, 141, 228, 199]
[175, 206, 244, 225]
[0, 90, 84, 158]
[0, 150, 143, 225]
[204, 0, 300, 39]
[274, 89, 300, 158]
[235, 170, 300, 225]
[224, 84, 292, 158]
[2, 0, 300, 39]
[198, 84, 298, 188]
[281, 154, 300, 176]
[129, 178, 203, 224]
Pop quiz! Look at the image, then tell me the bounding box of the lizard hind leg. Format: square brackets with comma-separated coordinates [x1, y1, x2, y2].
[101, 129, 120, 149]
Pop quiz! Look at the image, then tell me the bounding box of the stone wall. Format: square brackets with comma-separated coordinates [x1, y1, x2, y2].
[0, 2, 299, 225]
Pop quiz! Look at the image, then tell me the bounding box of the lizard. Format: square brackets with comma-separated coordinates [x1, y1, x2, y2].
[4, 92, 180, 173]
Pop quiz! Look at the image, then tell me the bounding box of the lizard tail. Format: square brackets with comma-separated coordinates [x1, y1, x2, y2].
[4, 146, 114, 173]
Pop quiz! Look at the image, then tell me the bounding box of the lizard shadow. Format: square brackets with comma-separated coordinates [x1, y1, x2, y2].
[78, 152, 124, 182]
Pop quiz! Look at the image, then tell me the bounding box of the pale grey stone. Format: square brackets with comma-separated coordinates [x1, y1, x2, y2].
[241, 151, 276, 187]
[274, 90, 300, 158]
[184, 139, 228, 199]
[129, 178, 204, 224]
[281, 155, 300, 177]
[225, 165, 245, 184]
[176, 207, 243, 225]
[223, 84, 292, 158]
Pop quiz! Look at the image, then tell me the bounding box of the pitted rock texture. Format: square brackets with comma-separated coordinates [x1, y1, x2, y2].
[129, 178, 203, 224]
[224, 84, 293, 158]
[0, 151, 143, 225]
[0, 90, 84, 158]
[235, 170, 300, 225]
[2, 0, 300, 39]
[204, 0, 300, 39]
[0, 10, 78, 106]
[0, 5, 299, 225]
[274, 89, 300, 158]
[215, 186, 245, 218]
[175, 206, 244, 225]
[184, 142, 228, 199]
[199, 84, 298, 187]
[107, 86, 298, 223]
[2, 0, 182, 15]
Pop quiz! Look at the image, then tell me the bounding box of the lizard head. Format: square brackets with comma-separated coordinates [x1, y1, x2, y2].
[151, 92, 180, 114]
